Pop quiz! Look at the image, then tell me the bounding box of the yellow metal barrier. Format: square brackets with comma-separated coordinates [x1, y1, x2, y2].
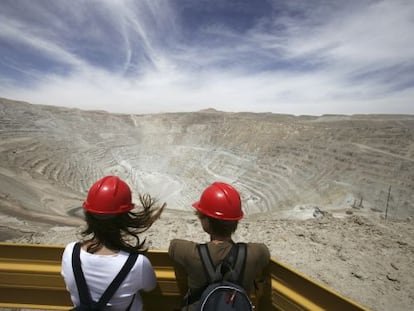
[0, 243, 369, 310]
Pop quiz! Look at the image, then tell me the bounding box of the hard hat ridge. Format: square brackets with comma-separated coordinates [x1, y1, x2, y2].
[192, 181, 243, 221]
[83, 176, 135, 215]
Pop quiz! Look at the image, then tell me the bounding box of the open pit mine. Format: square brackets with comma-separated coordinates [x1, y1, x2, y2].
[1, 97, 413, 240]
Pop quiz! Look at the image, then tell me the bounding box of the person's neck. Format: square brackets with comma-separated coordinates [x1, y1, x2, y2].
[210, 235, 232, 243]
[82, 241, 119, 255]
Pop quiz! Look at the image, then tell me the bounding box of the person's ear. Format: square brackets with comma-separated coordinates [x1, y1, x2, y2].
[201, 217, 211, 234]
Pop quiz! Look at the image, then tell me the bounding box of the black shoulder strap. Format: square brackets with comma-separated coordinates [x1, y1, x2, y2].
[233, 242, 247, 284]
[185, 243, 247, 306]
[197, 244, 217, 283]
[197, 242, 247, 284]
[97, 251, 139, 309]
[71, 242, 139, 309]
[72, 242, 93, 304]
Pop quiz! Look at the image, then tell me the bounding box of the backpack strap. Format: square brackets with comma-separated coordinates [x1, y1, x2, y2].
[198, 242, 247, 284]
[198, 243, 219, 283]
[185, 243, 247, 306]
[96, 251, 138, 309]
[72, 242, 93, 305]
[71, 242, 139, 309]
[232, 242, 247, 284]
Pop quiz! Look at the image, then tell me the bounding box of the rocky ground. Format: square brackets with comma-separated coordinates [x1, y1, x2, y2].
[1, 98, 414, 310]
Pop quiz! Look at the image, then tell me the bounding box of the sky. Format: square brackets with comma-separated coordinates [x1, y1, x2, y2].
[0, 0, 413, 115]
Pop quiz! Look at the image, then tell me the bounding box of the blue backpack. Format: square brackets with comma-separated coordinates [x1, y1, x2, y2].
[195, 242, 253, 311]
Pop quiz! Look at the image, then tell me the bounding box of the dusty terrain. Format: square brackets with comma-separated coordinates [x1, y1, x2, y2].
[0, 98, 413, 310]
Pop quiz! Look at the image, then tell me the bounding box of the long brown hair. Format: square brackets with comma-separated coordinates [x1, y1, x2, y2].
[82, 194, 165, 254]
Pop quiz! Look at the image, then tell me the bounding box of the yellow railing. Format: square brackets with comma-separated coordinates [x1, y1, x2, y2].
[0, 243, 369, 310]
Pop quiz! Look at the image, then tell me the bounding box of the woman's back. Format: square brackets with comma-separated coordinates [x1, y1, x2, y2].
[61, 241, 157, 310]
[60, 176, 165, 311]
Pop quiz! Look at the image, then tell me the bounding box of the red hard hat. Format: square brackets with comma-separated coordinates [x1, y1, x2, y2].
[82, 176, 134, 215]
[192, 182, 243, 220]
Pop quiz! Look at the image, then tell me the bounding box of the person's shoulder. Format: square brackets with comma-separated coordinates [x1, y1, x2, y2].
[61, 241, 79, 268]
[169, 238, 197, 248]
[245, 242, 270, 257]
[62, 241, 78, 255]
[64, 241, 78, 248]
[244, 241, 268, 248]
[136, 253, 153, 268]
[168, 239, 197, 256]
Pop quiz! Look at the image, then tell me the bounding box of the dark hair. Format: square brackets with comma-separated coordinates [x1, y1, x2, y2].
[196, 211, 238, 237]
[82, 194, 165, 254]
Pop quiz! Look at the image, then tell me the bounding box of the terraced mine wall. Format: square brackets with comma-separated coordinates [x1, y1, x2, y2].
[0, 98, 413, 237]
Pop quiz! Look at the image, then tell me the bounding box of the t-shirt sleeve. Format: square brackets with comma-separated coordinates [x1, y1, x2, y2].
[140, 255, 157, 292]
[61, 244, 69, 278]
[61, 242, 76, 286]
[60, 242, 78, 305]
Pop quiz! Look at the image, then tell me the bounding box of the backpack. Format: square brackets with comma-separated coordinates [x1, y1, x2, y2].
[70, 242, 138, 311]
[195, 242, 253, 311]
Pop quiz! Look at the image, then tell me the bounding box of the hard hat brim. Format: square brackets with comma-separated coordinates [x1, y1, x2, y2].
[191, 201, 243, 221]
[82, 202, 134, 214]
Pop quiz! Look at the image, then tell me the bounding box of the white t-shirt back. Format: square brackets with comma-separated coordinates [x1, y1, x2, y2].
[61, 241, 156, 310]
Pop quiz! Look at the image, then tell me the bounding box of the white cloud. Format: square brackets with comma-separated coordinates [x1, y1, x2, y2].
[0, 0, 413, 115]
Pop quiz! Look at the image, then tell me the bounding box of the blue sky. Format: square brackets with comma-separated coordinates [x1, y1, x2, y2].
[0, 0, 413, 115]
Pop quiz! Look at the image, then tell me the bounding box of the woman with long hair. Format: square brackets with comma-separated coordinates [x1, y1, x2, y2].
[61, 175, 165, 310]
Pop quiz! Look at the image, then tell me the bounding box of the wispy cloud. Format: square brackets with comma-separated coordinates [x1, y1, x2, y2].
[0, 0, 413, 115]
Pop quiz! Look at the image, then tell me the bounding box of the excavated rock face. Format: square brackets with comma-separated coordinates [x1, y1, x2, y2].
[1, 97, 413, 236]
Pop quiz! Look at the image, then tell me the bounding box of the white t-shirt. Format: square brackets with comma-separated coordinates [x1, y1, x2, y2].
[61, 241, 156, 310]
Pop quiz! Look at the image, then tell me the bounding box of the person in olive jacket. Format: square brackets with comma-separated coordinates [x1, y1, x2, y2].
[169, 182, 270, 310]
